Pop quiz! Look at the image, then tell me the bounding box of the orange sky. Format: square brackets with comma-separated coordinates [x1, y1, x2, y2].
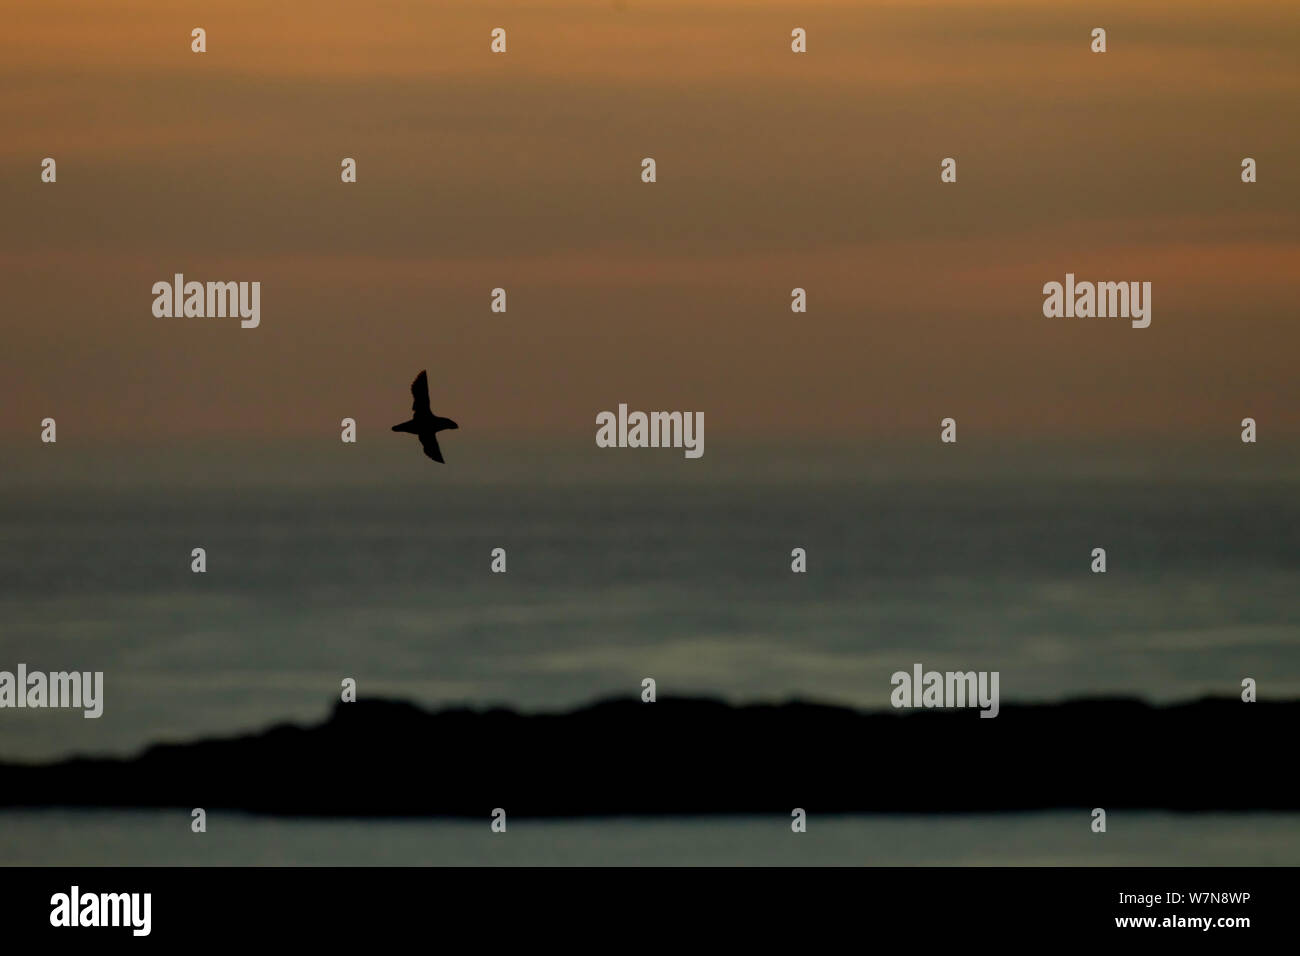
[2, 0, 1297, 442]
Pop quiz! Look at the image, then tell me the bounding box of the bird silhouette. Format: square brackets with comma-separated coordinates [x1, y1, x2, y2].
[391, 370, 458, 463]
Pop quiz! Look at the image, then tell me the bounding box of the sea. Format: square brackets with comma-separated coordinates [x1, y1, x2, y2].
[1, 438, 1297, 864]
[3, 810, 1298, 866]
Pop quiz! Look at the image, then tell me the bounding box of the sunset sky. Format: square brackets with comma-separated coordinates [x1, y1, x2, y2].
[2, 0, 1297, 447]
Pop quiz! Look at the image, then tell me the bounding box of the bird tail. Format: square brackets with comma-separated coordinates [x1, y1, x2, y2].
[392, 419, 418, 433]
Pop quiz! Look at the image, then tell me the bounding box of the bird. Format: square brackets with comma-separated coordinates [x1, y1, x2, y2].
[391, 370, 458, 463]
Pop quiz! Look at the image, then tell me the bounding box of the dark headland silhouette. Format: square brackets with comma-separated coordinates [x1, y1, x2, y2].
[391, 369, 458, 463]
[1, 696, 1293, 817]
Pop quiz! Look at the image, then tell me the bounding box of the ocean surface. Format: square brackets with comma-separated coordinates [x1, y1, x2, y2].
[2, 467, 1299, 762]
[2, 443, 1298, 865]
[1, 810, 1297, 866]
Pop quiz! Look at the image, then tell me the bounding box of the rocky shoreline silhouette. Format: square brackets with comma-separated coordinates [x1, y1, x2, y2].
[1, 696, 1291, 817]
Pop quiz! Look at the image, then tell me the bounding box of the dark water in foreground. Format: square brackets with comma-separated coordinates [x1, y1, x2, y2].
[1, 810, 1296, 866]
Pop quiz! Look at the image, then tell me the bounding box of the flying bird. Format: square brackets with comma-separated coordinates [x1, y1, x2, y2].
[391, 370, 458, 463]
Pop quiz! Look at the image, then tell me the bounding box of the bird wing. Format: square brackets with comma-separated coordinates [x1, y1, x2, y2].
[419, 431, 445, 463]
[410, 370, 431, 415]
